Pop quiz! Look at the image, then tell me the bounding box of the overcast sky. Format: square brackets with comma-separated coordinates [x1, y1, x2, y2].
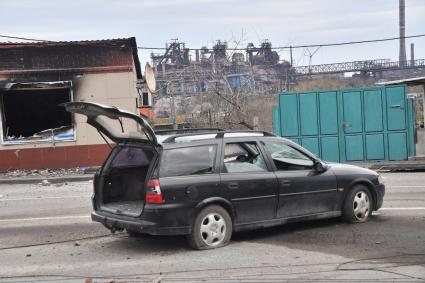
[1, 0, 424, 66]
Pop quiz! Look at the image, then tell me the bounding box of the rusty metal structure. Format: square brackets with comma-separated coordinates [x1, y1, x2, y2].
[150, 38, 425, 129]
[246, 40, 280, 66]
[294, 58, 425, 77]
[152, 40, 425, 97]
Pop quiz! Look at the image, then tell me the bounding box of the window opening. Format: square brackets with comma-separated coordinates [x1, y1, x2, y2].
[0, 85, 74, 144]
[264, 141, 314, 170]
[223, 142, 268, 173]
[160, 145, 217, 177]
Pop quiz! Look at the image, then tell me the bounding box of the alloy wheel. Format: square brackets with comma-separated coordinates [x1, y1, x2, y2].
[200, 213, 226, 247]
[353, 190, 370, 221]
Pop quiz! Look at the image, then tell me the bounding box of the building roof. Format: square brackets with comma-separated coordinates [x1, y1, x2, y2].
[0, 38, 130, 48]
[0, 37, 142, 79]
[376, 76, 425, 86]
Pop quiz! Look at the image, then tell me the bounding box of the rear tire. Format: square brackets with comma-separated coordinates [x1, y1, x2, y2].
[187, 205, 232, 250]
[342, 185, 372, 223]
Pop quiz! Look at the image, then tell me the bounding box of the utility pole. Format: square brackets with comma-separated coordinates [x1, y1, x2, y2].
[170, 92, 177, 130]
[289, 46, 293, 66]
[288, 46, 293, 92]
[306, 46, 321, 74]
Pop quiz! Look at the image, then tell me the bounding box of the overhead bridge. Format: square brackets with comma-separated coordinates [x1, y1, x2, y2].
[293, 58, 425, 76]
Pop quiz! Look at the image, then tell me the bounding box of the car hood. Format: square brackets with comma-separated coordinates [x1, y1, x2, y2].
[326, 162, 378, 176]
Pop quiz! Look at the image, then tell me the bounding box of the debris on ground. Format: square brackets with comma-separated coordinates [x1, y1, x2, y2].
[0, 167, 99, 179]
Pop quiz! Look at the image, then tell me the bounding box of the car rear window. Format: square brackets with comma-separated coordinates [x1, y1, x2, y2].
[160, 145, 217, 177]
[110, 147, 153, 168]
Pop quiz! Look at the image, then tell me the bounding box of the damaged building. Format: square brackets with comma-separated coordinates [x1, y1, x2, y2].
[0, 37, 142, 172]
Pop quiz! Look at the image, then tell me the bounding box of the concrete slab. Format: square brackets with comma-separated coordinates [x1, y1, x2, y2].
[416, 128, 425, 156]
[351, 160, 425, 172]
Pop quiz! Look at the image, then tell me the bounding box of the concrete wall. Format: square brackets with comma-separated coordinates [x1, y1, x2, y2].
[416, 128, 425, 157]
[72, 71, 139, 146]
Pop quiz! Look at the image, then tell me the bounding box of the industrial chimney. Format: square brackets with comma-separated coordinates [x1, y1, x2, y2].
[399, 0, 407, 65]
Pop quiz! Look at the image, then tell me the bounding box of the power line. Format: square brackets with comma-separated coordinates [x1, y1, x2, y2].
[137, 34, 425, 50]
[1, 33, 425, 51]
[0, 34, 51, 42]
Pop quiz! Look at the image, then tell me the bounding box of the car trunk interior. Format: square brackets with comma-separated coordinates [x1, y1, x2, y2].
[99, 146, 155, 217]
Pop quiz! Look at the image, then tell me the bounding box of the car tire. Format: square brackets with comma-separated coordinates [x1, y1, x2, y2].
[342, 185, 372, 223]
[187, 205, 232, 250]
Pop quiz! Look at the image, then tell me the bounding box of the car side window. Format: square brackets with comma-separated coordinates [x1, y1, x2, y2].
[160, 145, 216, 177]
[222, 142, 268, 173]
[264, 141, 314, 170]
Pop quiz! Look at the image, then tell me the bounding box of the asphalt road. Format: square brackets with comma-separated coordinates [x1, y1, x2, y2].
[0, 172, 424, 282]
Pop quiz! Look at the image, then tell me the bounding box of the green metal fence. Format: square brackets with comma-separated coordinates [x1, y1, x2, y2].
[273, 85, 415, 162]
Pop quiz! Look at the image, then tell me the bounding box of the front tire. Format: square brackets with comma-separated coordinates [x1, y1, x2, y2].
[187, 205, 232, 250]
[342, 185, 372, 223]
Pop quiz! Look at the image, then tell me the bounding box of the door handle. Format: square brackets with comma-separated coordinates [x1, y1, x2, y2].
[280, 180, 292, 186]
[391, 104, 404, 109]
[228, 182, 239, 189]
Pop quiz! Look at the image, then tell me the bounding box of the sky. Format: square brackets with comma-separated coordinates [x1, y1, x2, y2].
[1, 0, 424, 66]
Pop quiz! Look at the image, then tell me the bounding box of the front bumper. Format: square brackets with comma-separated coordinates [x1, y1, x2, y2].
[375, 184, 385, 210]
[91, 210, 191, 235]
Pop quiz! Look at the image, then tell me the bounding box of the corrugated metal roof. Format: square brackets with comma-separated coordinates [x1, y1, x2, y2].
[0, 37, 142, 79]
[0, 38, 135, 48]
[376, 76, 425, 86]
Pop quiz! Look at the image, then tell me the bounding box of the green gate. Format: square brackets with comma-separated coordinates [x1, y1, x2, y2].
[272, 85, 415, 162]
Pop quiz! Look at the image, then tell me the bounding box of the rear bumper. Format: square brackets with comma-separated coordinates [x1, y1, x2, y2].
[91, 210, 191, 235]
[374, 184, 385, 210]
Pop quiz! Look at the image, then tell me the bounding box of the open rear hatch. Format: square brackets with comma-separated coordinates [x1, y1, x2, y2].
[63, 101, 157, 146]
[63, 102, 159, 217]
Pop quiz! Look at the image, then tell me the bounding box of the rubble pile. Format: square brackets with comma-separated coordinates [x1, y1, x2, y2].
[0, 167, 98, 179]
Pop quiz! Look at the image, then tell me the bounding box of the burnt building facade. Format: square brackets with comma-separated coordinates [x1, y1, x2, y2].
[0, 38, 142, 172]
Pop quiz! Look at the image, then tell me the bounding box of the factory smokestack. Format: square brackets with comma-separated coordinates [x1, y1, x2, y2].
[399, 0, 407, 65]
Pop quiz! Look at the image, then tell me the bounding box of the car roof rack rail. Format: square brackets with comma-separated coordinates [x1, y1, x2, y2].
[155, 128, 224, 135]
[162, 130, 275, 143]
[215, 130, 276, 138]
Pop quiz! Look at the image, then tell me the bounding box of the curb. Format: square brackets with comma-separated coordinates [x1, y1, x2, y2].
[1, 162, 425, 185]
[351, 162, 425, 172]
[0, 175, 94, 185]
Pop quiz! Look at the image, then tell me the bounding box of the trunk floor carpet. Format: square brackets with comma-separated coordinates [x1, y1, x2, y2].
[101, 200, 144, 217]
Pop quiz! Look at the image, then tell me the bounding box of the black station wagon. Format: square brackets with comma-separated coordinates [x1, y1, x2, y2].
[64, 102, 385, 250]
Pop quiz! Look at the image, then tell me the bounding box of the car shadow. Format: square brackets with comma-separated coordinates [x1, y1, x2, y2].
[231, 215, 392, 250]
[93, 212, 419, 261]
[99, 233, 190, 254]
[231, 216, 345, 243]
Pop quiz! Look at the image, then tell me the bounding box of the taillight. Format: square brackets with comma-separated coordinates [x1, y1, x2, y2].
[146, 179, 163, 204]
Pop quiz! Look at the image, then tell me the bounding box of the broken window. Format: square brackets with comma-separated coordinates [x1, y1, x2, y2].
[0, 81, 74, 144]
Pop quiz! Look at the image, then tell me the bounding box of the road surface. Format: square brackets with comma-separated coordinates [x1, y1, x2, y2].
[0, 172, 424, 282]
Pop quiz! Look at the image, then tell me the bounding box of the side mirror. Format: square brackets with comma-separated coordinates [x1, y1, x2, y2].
[313, 160, 328, 173]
